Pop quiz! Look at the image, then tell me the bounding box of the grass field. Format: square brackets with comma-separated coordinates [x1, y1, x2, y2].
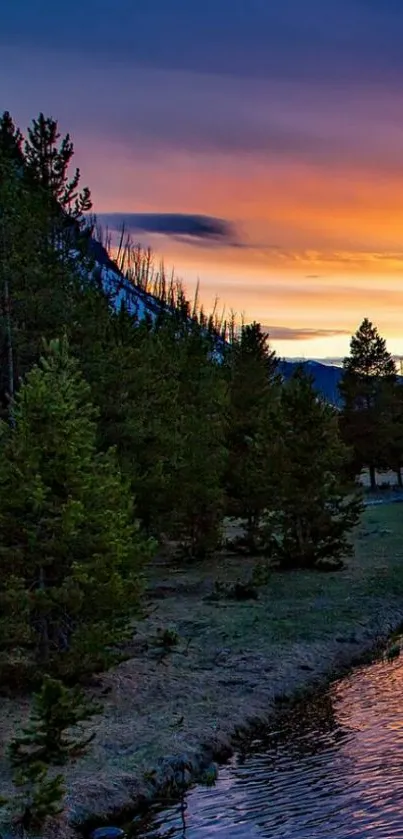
[1, 504, 403, 835]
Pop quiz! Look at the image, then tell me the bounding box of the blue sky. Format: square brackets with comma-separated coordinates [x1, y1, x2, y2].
[3, 1, 403, 356]
[3, 1, 403, 83]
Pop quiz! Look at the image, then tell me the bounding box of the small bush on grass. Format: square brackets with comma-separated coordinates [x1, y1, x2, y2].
[2, 675, 99, 835]
[154, 627, 180, 651]
[7, 761, 65, 836]
[9, 676, 101, 767]
[206, 579, 259, 602]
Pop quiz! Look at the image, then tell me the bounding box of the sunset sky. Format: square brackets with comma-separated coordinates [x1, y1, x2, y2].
[3, 0, 403, 358]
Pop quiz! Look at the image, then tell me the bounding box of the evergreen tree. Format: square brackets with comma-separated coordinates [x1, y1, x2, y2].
[24, 112, 92, 220]
[9, 676, 100, 766]
[2, 675, 99, 834]
[0, 154, 19, 408]
[11, 762, 65, 834]
[73, 305, 182, 538]
[0, 114, 89, 411]
[225, 322, 279, 551]
[76, 300, 228, 558]
[23, 112, 94, 294]
[339, 319, 397, 490]
[0, 338, 153, 682]
[0, 111, 23, 166]
[264, 368, 362, 568]
[381, 381, 403, 487]
[167, 322, 228, 558]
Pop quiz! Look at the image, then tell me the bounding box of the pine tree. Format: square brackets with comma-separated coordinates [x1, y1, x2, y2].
[24, 112, 92, 219]
[339, 319, 397, 490]
[0, 111, 24, 166]
[74, 306, 182, 539]
[9, 676, 100, 766]
[0, 116, 86, 411]
[77, 302, 228, 558]
[264, 368, 362, 569]
[0, 118, 27, 409]
[0, 153, 19, 409]
[381, 381, 403, 487]
[23, 112, 94, 296]
[2, 677, 99, 833]
[167, 322, 228, 558]
[11, 762, 65, 834]
[225, 322, 279, 552]
[343, 318, 396, 380]
[0, 337, 153, 682]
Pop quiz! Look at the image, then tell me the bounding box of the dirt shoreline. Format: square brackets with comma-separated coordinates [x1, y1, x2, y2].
[2, 504, 403, 838]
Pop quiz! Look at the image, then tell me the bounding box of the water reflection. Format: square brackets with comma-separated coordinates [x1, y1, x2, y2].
[131, 655, 403, 839]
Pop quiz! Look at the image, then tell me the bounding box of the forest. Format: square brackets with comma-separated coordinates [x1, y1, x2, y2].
[1, 110, 402, 834]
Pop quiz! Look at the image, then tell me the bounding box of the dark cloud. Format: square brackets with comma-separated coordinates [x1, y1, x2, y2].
[97, 212, 236, 245]
[262, 326, 351, 341]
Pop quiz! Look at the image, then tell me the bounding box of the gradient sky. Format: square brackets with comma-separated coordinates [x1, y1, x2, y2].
[3, 0, 403, 358]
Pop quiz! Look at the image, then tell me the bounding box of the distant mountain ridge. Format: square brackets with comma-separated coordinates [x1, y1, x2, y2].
[278, 360, 344, 405]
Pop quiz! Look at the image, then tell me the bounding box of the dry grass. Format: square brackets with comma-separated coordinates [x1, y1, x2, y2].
[2, 505, 403, 836]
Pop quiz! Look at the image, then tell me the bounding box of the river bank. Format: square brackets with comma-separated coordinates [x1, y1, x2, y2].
[1, 503, 403, 838]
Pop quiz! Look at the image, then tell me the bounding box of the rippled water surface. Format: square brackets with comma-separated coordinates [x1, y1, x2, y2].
[130, 654, 403, 838]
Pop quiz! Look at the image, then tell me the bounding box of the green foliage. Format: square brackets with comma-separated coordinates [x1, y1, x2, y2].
[9, 676, 101, 767]
[75, 306, 228, 559]
[385, 642, 401, 661]
[78, 314, 183, 538]
[1, 675, 99, 834]
[381, 382, 403, 486]
[0, 132, 75, 409]
[225, 322, 279, 551]
[339, 318, 398, 488]
[0, 107, 377, 712]
[263, 368, 363, 569]
[208, 579, 259, 601]
[154, 627, 180, 650]
[0, 763, 65, 836]
[342, 318, 396, 380]
[199, 764, 218, 787]
[167, 323, 228, 558]
[0, 110, 96, 417]
[250, 560, 272, 587]
[24, 112, 92, 219]
[0, 111, 23, 165]
[11, 761, 65, 833]
[0, 337, 152, 682]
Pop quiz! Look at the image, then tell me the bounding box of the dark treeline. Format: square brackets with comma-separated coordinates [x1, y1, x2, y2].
[339, 318, 403, 490]
[1, 108, 400, 832]
[2, 108, 402, 683]
[0, 109, 385, 686]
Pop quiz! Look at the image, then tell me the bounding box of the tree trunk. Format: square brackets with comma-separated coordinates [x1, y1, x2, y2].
[246, 512, 259, 554]
[37, 565, 50, 665]
[369, 464, 376, 491]
[4, 280, 14, 405]
[396, 467, 403, 488]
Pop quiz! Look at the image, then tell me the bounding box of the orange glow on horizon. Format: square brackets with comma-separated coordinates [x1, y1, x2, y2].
[85, 138, 403, 357]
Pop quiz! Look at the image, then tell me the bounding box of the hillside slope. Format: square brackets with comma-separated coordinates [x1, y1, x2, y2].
[92, 239, 345, 404]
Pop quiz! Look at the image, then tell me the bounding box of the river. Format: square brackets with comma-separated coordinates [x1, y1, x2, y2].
[127, 649, 403, 838]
